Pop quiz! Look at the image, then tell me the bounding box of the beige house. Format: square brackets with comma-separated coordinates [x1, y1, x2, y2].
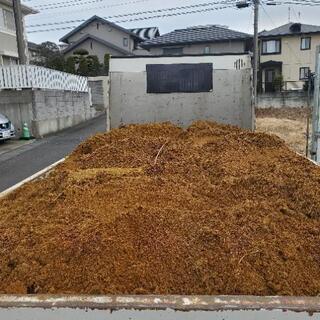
[259, 22, 320, 92]
[61, 16, 159, 61]
[0, 0, 37, 65]
[141, 25, 253, 55]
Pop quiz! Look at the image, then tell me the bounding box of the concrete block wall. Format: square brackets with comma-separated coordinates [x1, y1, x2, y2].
[0, 88, 105, 139]
[0, 90, 34, 136]
[88, 76, 110, 129]
[32, 90, 96, 137]
[258, 91, 311, 109]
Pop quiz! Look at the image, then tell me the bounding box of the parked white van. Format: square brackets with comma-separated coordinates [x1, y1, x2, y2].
[0, 114, 15, 141]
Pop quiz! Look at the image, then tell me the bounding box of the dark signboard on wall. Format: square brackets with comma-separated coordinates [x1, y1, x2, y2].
[146, 63, 213, 94]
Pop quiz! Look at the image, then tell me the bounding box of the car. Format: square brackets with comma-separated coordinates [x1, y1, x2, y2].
[0, 113, 15, 141]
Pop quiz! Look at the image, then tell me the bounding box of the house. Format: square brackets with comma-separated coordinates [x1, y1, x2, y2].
[140, 25, 253, 55]
[28, 41, 41, 63]
[259, 22, 320, 92]
[0, 0, 37, 65]
[60, 16, 160, 61]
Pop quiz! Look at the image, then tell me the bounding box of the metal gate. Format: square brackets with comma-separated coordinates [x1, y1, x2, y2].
[311, 46, 320, 161]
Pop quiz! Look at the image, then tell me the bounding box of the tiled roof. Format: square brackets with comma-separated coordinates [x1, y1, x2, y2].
[141, 25, 252, 48]
[259, 23, 320, 37]
[60, 16, 142, 44]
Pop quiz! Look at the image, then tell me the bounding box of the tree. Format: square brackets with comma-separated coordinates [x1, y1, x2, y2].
[78, 56, 90, 76]
[34, 41, 65, 72]
[67, 49, 102, 76]
[73, 48, 89, 56]
[87, 55, 102, 76]
[104, 53, 111, 75]
[65, 56, 77, 74]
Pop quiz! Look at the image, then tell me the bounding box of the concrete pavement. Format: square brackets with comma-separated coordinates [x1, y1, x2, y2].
[0, 139, 35, 157]
[0, 115, 107, 193]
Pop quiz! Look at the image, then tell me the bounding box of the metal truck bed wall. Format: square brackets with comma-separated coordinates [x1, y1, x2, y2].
[1, 159, 320, 319]
[0, 295, 319, 319]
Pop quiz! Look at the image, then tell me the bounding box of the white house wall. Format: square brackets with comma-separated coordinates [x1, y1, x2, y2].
[0, 2, 18, 61]
[148, 41, 246, 55]
[64, 38, 127, 62]
[260, 34, 320, 89]
[67, 21, 135, 54]
[110, 54, 252, 72]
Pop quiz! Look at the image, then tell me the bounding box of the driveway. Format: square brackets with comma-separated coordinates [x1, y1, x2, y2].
[0, 115, 107, 193]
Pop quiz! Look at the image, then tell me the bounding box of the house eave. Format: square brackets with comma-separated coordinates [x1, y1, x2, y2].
[59, 15, 142, 44]
[259, 31, 320, 39]
[141, 37, 253, 49]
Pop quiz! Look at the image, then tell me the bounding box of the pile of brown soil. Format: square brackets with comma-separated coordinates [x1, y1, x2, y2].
[1, 121, 320, 296]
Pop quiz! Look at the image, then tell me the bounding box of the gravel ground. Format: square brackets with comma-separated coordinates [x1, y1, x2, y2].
[256, 107, 311, 156]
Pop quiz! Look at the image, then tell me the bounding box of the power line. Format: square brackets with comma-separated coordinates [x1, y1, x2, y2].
[26, 0, 232, 10]
[27, 3, 236, 33]
[27, 0, 234, 28]
[32, 0, 141, 10]
[27, 0, 163, 20]
[267, 0, 320, 5]
[27, 0, 90, 8]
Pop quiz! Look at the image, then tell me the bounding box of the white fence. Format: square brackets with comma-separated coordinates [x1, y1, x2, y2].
[0, 65, 89, 92]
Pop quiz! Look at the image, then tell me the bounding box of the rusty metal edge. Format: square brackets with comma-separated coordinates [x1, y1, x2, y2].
[0, 295, 319, 312]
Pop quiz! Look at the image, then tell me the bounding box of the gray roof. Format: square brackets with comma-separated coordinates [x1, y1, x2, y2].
[259, 23, 320, 38]
[60, 15, 142, 44]
[141, 25, 252, 48]
[62, 34, 132, 56]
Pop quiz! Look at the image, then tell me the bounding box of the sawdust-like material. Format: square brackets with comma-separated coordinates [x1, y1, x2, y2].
[1, 121, 320, 296]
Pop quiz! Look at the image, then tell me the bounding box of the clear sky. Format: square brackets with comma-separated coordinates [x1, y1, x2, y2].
[24, 0, 320, 44]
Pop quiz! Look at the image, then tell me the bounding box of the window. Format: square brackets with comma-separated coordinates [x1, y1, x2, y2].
[123, 38, 128, 47]
[163, 47, 183, 55]
[204, 46, 211, 54]
[0, 9, 15, 31]
[301, 37, 311, 50]
[299, 67, 310, 80]
[262, 39, 281, 54]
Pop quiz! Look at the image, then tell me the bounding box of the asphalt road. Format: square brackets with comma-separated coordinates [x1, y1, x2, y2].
[0, 115, 107, 193]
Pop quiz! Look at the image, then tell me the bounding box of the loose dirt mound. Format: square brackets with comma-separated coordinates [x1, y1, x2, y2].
[1, 121, 320, 296]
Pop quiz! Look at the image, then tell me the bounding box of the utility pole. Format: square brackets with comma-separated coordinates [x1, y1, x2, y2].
[311, 46, 320, 162]
[236, 0, 260, 129]
[13, 0, 28, 65]
[253, 0, 259, 114]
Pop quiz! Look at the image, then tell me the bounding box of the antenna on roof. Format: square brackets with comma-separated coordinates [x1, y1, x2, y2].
[288, 6, 291, 23]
